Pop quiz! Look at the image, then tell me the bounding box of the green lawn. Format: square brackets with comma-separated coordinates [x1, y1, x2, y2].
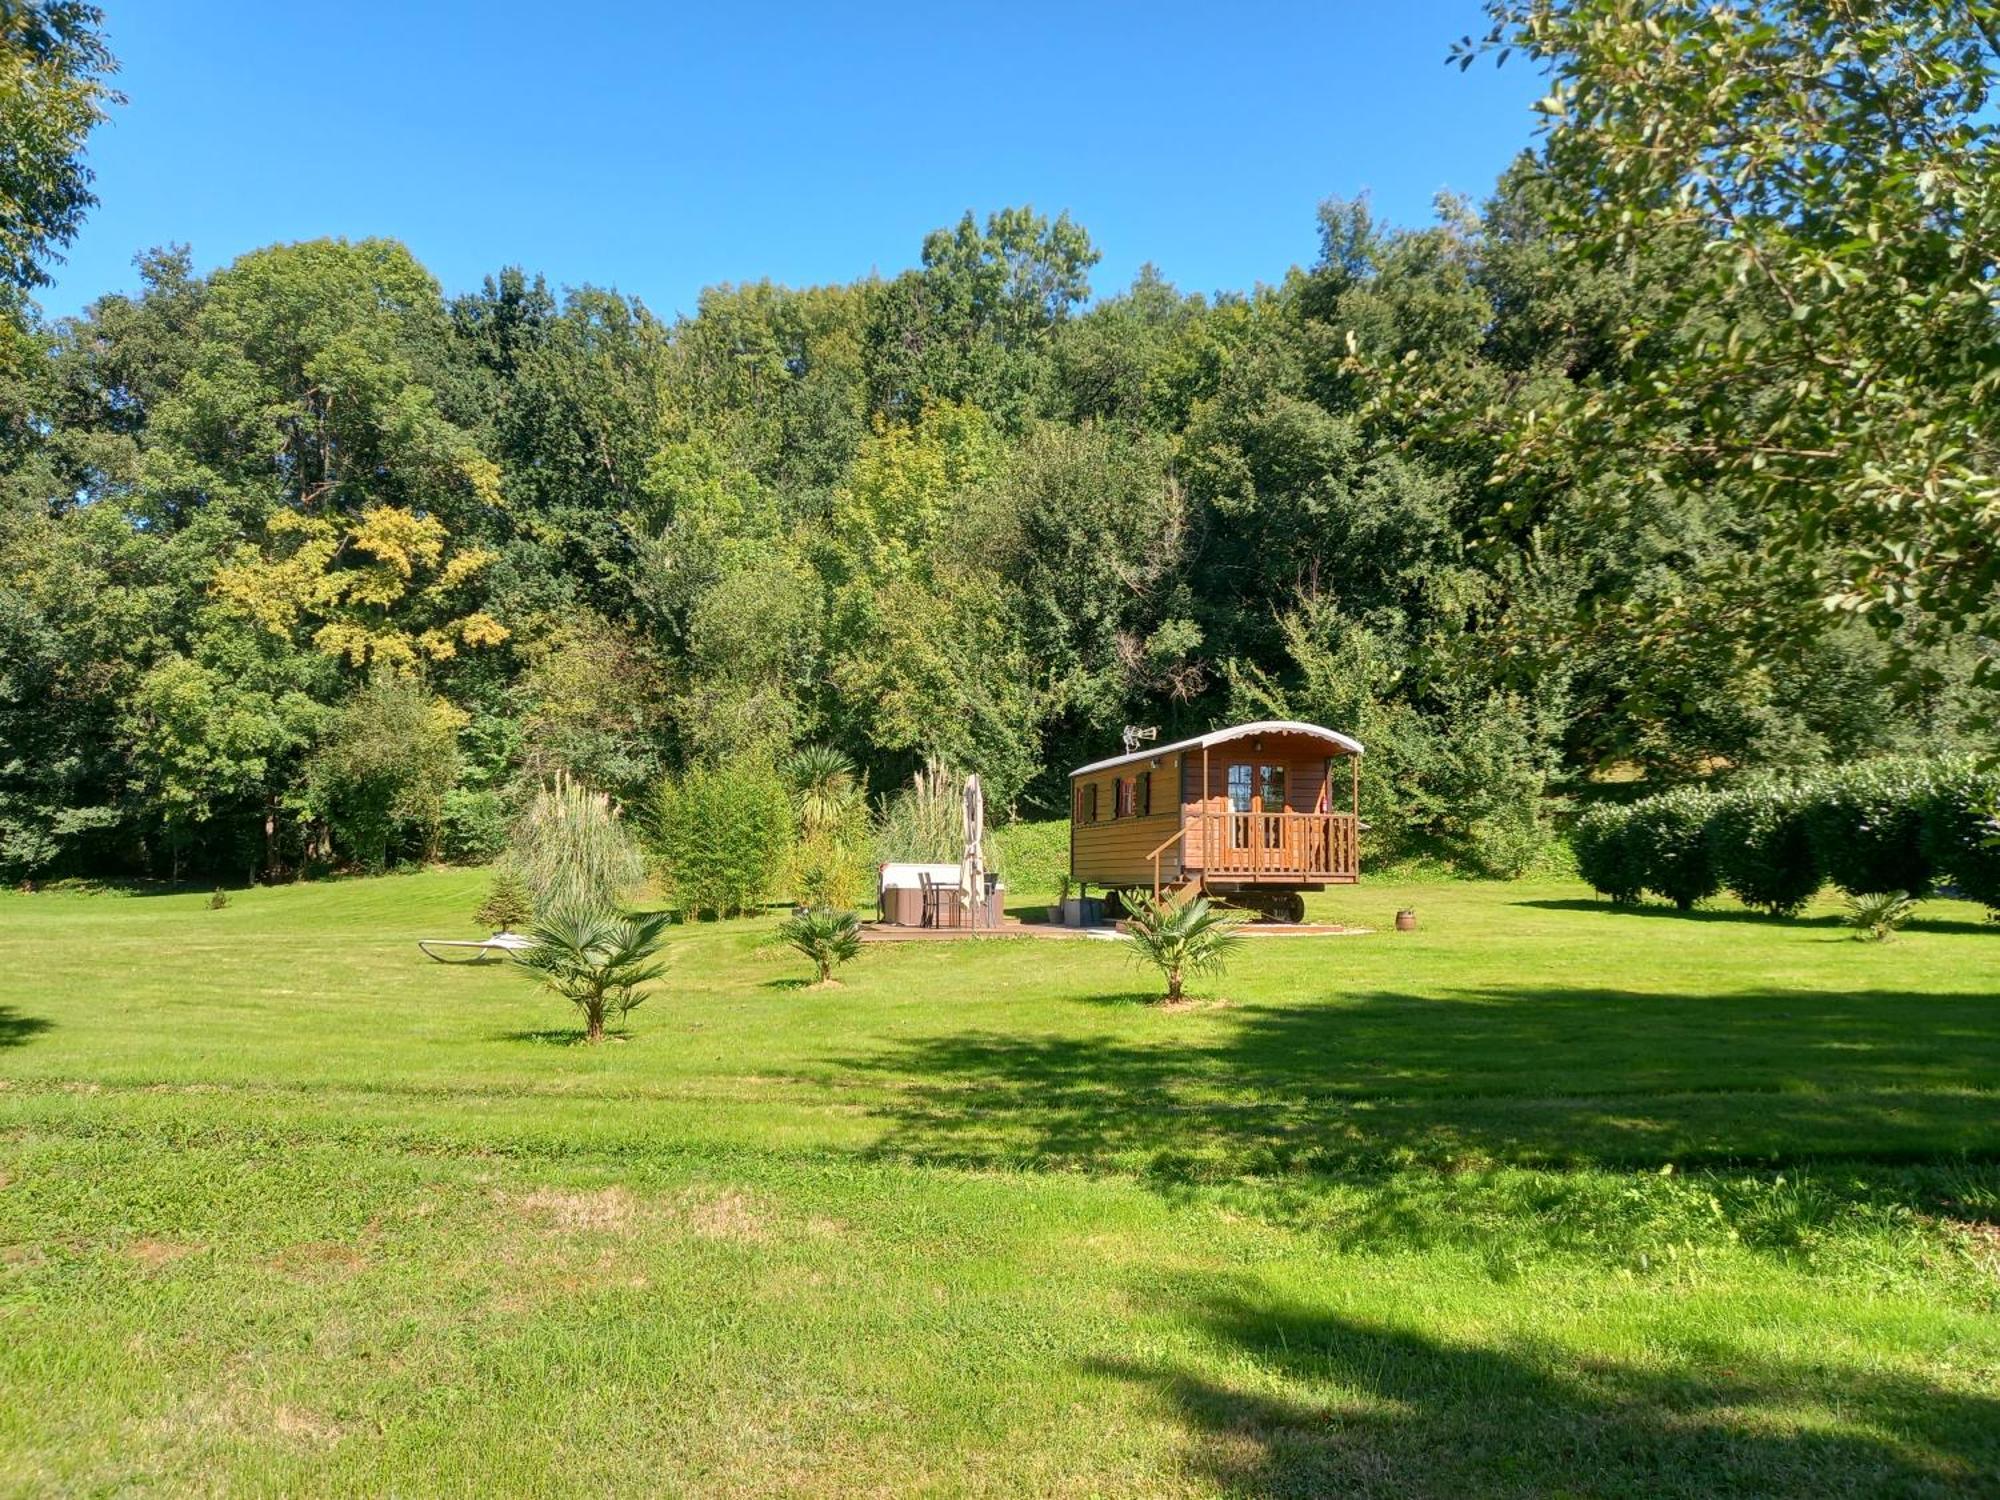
[1, 872, 1996, 1497]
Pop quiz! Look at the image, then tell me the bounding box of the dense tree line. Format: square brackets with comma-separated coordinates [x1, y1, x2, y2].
[0, 3, 1991, 885]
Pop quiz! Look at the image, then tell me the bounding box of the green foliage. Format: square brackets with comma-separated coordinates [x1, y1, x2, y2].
[991, 818, 1069, 901]
[514, 905, 671, 1043]
[304, 676, 464, 871]
[647, 759, 793, 920]
[509, 774, 645, 916]
[8, 116, 1994, 898]
[207, 886, 228, 910]
[783, 746, 869, 910]
[1569, 804, 1644, 906]
[1707, 781, 1823, 918]
[1121, 892, 1244, 1003]
[1628, 787, 1721, 911]
[474, 868, 533, 934]
[776, 906, 862, 986]
[440, 788, 509, 864]
[1921, 763, 2000, 915]
[0, 3, 120, 290]
[874, 759, 964, 864]
[1806, 760, 1939, 898]
[1844, 891, 1916, 945]
[1469, 2, 2000, 723]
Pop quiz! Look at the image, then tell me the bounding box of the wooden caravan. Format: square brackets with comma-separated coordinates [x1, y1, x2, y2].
[1068, 720, 1362, 921]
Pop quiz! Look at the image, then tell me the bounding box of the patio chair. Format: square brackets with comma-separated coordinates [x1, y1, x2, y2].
[918, 872, 952, 929]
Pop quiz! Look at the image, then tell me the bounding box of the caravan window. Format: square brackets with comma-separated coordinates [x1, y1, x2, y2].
[1115, 777, 1135, 818]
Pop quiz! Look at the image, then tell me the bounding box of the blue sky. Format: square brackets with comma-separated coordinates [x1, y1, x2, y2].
[39, 2, 1547, 321]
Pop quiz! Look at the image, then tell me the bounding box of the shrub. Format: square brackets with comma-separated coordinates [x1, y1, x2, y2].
[474, 868, 534, 933]
[1570, 804, 1645, 904]
[208, 887, 229, 910]
[1806, 759, 1938, 896]
[1707, 780, 1823, 916]
[514, 906, 671, 1043]
[992, 818, 1069, 901]
[783, 746, 869, 910]
[648, 758, 794, 920]
[305, 675, 465, 869]
[511, 774, 646, 915]
[777, 908, 863, 986]
[1844, 890, 1916, 943]
[1627, 787, 1722, 910]
[1920, 761, 2000, 913]
[441, 788, 510, 864]
[1123, 893, 1244, 1004]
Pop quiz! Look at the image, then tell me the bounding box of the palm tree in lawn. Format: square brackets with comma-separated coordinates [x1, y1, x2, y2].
[515, 906, 672, 1043]
[778, 907, 863, 987]
[1124, 892, 1244, 1004]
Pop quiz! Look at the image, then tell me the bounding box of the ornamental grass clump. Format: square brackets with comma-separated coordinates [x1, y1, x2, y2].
[511, 774, 645, 916]
[1123, 893, 1244, 1004]
[875, 758, 963, 863]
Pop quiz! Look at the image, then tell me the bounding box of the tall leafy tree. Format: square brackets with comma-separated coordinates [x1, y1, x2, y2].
[1465, 1, 2000, 704]
[0, 1, 119, 292]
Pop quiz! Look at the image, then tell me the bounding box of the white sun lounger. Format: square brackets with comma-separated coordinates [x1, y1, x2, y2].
[417, 931, 537, 963]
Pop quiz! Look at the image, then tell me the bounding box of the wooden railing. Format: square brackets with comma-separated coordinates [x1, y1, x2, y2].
[1191, 811, 1357, 881]
[1149, 826, 1188, 901]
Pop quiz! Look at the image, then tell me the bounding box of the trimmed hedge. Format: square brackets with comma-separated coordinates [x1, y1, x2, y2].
[1706, 780, 1821, 916]
[1629, 787, 1721, 910]
[1804, 758, 1940, 898]
[1570, 757, 1999, 916]
[1922, 763, 2000, 911]
[1571, 804, 1645, 905]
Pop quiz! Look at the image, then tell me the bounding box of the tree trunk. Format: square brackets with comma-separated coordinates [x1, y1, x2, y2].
[1167, 966, 1184, 1004]
[585, 1001, 605, 1044]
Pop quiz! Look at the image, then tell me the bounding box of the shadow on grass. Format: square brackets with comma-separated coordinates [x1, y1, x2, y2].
[762, 977, 813, 992]
[0, 1007, 53, 1048]
[1516, 897, 1996, 937]
[489, 1027, 624, 1046]
[834, 983, 2000, 1179]
[1094, 1279, 2000, 1498]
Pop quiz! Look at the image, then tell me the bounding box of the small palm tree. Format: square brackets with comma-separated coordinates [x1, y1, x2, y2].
[515, 906, 671, 1042]
[785, 744, 862, 833]
[1123, 893, 1244, 1003]
[1845, 889, 1916, 942]
[778, 908, 863, 986]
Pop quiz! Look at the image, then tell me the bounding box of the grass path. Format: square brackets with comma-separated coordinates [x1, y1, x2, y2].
[2, 871, 1996, 1495]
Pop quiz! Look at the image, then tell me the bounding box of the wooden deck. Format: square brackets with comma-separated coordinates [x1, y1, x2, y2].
[859, 919, 1096, 942]
[1186, 810, 1359, 881]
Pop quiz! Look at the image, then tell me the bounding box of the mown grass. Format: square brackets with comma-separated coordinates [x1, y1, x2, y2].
[1, 870, 1996, 1496]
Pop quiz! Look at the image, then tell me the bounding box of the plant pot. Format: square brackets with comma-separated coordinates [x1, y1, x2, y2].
[1046, 905, 1063, 925]
[1395, 909, 1417, 932]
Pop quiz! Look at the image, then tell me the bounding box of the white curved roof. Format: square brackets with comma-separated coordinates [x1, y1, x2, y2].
[1069, 720, 1364, 778]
